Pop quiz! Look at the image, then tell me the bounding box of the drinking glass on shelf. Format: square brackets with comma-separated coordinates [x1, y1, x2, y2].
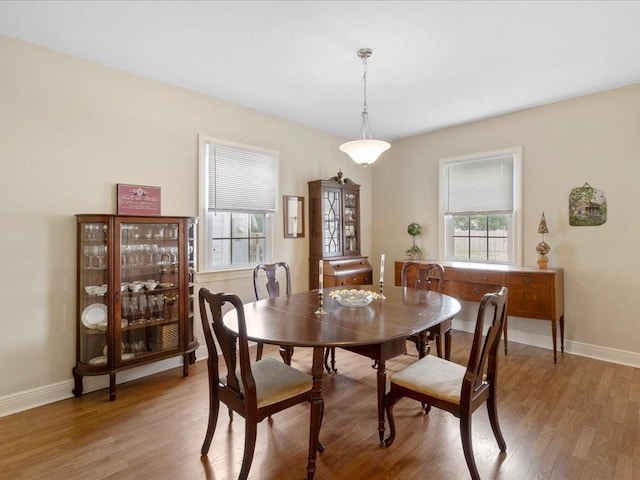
[128, 245, 142, 266]
[83, 245, 94, 269]
[121, 297, 130, 322]
[158, 247, 170, 266]
[169, 246, 179, 264]
[95, 245, 107, 269]
[88, 224, 100, 240]
[120, 245, 131, 267]
[150, 296, 161, 321]
[143, 244, 154, 265]
[132, 297, 143, 324]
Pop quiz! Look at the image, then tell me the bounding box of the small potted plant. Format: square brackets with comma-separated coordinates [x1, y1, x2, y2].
[405, 222, 423, 259]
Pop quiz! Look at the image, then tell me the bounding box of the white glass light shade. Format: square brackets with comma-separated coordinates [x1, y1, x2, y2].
[339, 139, 390, 166]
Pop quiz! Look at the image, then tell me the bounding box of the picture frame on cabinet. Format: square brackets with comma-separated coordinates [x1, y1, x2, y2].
[117, 184, 161, 216]
[283, 195, 304, 238]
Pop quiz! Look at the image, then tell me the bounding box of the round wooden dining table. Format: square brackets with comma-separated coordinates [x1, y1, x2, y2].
[223, 285, 461, 480]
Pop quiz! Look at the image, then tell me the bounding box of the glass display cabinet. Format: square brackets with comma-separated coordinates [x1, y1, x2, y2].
[73, 214, 198, 400]
[308, 171, 372, 289]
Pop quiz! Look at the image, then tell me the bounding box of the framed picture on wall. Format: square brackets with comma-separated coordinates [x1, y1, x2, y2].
[283, 195, 304, 238]
[569, 182, 607, 226]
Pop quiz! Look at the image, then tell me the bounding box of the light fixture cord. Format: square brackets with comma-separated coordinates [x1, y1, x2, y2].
[359, 55, 372, 140]
[361, 55, 368, 114]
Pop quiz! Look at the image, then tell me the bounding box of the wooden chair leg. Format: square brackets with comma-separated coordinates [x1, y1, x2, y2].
[323, 347, 337, 373]
[239, 420, 258, 480]
[487, 391, 507, 451]
[444, 329, 452, 360]
[434, 332, 444, 358]
[201, 395, 220, 455]
[460, 414, 481, 480]
[255, 342, 264, 361]
[383, 389, 399, 447]
[279, 345, 294, 365]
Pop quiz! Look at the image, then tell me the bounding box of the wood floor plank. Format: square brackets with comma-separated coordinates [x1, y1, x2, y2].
[1, 332, 638, 479]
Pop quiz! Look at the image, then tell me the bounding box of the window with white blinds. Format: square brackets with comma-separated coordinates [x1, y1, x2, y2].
[443, 155, 514, 214]
[206, 144, 277, 213]
[439, 147, 522, 266]
[198, 136, 278, 271]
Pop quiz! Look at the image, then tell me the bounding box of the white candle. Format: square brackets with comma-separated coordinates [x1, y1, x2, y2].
[319, 259, 323, 291]
[380, 254, 385, 283]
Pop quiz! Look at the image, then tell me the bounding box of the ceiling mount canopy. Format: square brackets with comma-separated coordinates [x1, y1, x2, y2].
[339, 48, 390, 167]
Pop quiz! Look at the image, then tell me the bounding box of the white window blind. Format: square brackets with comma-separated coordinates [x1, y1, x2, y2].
[206, 143, 277, 212]
[443, 155, 514, 214]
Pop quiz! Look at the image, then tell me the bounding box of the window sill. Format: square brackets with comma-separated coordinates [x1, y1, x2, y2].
[195, 268, 253, 284]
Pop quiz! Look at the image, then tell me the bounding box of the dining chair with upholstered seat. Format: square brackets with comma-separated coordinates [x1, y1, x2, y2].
[384, 287, 509, 480]
[198, 287, 317, 480]
[252, 262, 294, 364]
[401, 261, 450, 359]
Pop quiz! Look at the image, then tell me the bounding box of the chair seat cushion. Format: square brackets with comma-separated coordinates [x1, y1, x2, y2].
[390, 355, 465, 404]
[234, 357, 313, 409]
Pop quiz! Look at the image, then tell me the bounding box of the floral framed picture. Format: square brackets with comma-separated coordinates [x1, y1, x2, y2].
[569, 183, 607, 226]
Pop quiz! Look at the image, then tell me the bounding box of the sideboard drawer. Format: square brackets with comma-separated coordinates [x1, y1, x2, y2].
[444, 280, 502, 302]
[445, 269, 504, 285]
[332, 272, 372, 287]
[506, 273, 551, 287]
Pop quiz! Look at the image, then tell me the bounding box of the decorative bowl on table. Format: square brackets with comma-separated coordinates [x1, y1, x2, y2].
[329, 289, 382, 307]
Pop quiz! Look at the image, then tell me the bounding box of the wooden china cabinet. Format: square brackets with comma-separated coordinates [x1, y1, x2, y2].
[308, 171, 372, 289]
[73, 214, 199, 400]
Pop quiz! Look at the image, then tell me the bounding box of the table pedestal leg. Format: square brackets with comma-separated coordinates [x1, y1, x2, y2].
[306, 346, 325, 480]
[376, 359, 386, 446]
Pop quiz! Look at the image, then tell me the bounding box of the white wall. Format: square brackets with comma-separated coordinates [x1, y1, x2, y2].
[0, 35, 372, 413]
[3, 32, 639, 416]
[373, 84, 640, 363]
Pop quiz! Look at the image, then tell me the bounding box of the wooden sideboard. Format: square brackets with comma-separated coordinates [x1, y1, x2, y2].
[394, 260, 565, 363]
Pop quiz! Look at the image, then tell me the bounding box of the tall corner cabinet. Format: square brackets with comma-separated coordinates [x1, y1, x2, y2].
[308, 171, 372, 289]
[73, 214, 199, 400]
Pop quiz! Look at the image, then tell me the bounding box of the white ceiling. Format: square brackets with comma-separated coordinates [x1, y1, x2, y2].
[1, 1, 640, 141]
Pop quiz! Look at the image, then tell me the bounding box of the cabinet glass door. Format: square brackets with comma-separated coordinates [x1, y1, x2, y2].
[322, 189, 342, 256]
[78, 221, 109, 366]
[343, 191, 358, 254]
[118, 221, 181, 363]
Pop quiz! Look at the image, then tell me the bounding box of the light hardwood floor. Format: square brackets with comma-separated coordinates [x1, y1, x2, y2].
[2, 333, 640, 480]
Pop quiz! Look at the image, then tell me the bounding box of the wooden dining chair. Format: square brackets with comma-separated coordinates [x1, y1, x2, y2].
[401, 261, 451, 359]
[198, 288, 316, 480]
[384, 287, 509, 480]
[252, 262, 293, 364]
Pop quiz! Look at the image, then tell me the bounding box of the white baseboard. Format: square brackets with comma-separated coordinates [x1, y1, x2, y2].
[4, 330, 640, 419]
[0, 345, 208, 418]
[453, 319, 640, 368]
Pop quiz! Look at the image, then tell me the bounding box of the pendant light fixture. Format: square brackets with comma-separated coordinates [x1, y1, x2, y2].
[339, 48, 390, 167]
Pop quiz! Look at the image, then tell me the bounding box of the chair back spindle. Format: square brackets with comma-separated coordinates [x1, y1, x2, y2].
[463, 286, 508, 401]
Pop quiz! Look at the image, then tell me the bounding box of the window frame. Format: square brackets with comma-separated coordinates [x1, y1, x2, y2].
[438, 146, 523, 266]
[198, 135, 279, 273]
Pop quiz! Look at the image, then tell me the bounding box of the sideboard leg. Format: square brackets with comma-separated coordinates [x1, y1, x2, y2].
[551, 319, 558, 364]
[503, 316, 509, 356]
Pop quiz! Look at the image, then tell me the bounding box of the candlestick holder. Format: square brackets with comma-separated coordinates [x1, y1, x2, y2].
[378, 281, 386, 300]
[315, 290, 326, 315]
